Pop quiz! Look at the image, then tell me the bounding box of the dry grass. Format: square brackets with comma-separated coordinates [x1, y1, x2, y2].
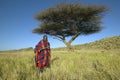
[0, 49, 120, 80]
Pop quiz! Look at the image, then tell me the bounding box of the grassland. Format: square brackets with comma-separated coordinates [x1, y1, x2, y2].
[0, 49, 120, 80]
[0, 36, 120, 80]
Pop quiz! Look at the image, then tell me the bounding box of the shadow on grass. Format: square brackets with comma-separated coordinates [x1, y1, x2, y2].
[50, 57, 59, 65]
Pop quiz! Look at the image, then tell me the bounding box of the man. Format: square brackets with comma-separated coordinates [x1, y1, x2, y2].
[34, 35, 51, 72]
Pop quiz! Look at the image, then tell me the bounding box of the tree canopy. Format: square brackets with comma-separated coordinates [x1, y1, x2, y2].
[33, 3, 108, 50]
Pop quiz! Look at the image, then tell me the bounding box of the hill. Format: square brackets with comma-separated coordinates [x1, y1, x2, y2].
[74, 36, 120, 50]
[53, 36, 120, 51]
[0, 47, 33, 53]
[0, 36, 119, 52]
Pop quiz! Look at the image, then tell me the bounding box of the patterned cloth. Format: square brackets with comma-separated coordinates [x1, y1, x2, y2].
[34, 40, 50, 67]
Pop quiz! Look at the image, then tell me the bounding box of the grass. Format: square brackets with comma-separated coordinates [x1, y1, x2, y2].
[74, 36, 120, 50]
[0, 49, 120, 80]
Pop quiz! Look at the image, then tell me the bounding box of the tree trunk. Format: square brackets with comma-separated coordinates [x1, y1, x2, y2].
[54, 33, 80, 52]
[66, 42, 74, 52]
[62, 40, 74, 51]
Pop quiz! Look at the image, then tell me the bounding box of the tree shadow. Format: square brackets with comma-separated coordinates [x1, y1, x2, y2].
[50, 57, 59, 65]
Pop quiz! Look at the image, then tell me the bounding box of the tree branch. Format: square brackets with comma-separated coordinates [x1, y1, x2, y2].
[68, 33, 80, 44]
[52, 35, 65, 41]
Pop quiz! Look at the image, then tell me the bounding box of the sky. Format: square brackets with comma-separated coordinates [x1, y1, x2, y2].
[0, 0, 120, 51]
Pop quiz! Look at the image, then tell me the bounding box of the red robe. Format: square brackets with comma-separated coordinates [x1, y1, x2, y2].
[34, 40, 50, 67]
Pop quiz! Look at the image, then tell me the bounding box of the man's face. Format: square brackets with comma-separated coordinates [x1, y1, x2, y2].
[44, 36, 47, 40]
[43, 36, 47, 41]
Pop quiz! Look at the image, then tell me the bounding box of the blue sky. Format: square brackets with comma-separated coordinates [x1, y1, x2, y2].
[0, 0, 120, 51]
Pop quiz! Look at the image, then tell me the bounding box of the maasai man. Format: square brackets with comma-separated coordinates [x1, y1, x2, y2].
[34, 35, 51, 72]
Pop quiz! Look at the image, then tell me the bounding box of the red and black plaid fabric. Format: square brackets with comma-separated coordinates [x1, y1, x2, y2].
[34, 40, 50, 67]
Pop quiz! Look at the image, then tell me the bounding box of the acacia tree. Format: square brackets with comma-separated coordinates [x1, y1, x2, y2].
[33, 3, 107, 50]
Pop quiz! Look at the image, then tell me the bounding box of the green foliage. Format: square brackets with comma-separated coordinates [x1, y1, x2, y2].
[33, 2, 108, 50]
[33, 3, 108, 38]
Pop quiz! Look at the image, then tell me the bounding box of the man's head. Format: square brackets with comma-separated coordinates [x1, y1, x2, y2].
[43, 35, 48, 41]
